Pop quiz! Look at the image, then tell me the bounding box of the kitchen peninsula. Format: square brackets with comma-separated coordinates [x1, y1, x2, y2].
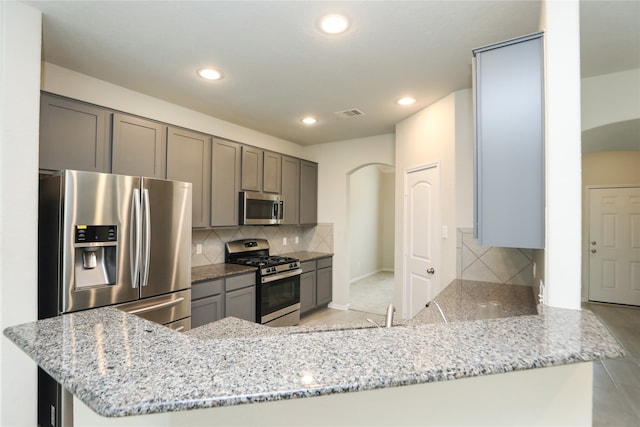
[4, 303, 623, 426]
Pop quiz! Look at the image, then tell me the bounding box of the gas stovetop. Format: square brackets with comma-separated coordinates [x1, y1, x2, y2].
[225, 239, 301, 276]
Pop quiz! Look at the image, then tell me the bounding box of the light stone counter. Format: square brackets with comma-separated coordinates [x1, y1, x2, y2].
[4, 303, 624, 420]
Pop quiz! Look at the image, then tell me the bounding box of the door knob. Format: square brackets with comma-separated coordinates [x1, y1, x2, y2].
[427, 268, 435, 274]
[591, 249, 597, 254]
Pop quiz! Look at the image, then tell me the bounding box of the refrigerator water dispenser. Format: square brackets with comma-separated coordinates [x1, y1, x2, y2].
[73, 225, 117, 289]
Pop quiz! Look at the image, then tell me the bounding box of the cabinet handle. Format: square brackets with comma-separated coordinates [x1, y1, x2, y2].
[427, 268, 435, 274]
[591, 249, 597, 254]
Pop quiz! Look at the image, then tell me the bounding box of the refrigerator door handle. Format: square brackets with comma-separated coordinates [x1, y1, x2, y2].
[131, 189, 142, 288]
[141, 188, 151, 287]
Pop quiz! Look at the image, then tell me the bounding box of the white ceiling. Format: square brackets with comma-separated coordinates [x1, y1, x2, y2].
[24, 1, 640, 147]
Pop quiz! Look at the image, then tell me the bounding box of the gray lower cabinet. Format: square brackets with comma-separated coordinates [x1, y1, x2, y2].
[300, 257, 333, 314]
[300, 262, 316, 313]
[281, 156, 300, 225]
[225, 273, 256, 322]
[300, 160, 318, 225]
[112, 113, 167, 179]
[316, 257, 333, 306]
[191, 272, 256, 328]
[167, 127, 211, 228]
[472, 32, 544, 249]
[39, 93, 111, 172]
[211, 138, 242, 226]
[191, 279, 224, 328]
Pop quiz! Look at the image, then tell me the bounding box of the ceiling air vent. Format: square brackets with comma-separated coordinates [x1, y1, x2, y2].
[335, 108, 365, 119]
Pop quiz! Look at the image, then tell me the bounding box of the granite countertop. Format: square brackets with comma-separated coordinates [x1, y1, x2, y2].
[191, 251, 332, 283]
[4, 305, 624, 418]
[191, 263, 256, 283]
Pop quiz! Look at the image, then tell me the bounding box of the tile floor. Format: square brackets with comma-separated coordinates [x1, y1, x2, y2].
[301, 280, 640, 426]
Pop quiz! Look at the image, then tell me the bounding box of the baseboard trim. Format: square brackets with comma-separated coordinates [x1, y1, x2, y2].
[327, 302, 350, 311]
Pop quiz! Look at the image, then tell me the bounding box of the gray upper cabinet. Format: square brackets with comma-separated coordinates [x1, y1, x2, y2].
[166, 127, 211, 228]
[39, 93, 111, 172]
[241, 146, 281, 194]
[262, 150, 282, 194]
[473, 33, 544, 249]
[299, 160, 318, 225]
[241, 146, 262, 192]
[281, 156, 300, 225]
[112, 113, 167, 179]
[212, 138, 242, 227]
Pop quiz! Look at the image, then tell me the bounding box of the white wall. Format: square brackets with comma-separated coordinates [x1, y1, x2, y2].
[454, 90, 475, 228]
[380, 170, 395, 271]
[540, 0, 582, 309]
[349, 165, 382, 281]
[0, 2, 41, 425]
[307, 134, 395, 309]
[581, 69, 640, 131]
[394, 91, 461, 317]
[41, 63, 306, 160]
[348, 165, 395, 281]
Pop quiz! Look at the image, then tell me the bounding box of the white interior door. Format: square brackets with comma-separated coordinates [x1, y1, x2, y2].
[404, 165, 440, 318]
[588, 186, 640, 305]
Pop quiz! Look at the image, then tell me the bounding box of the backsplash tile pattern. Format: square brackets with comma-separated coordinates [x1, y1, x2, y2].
[191, 224, 334, 267]
[456, 228, 533, 286]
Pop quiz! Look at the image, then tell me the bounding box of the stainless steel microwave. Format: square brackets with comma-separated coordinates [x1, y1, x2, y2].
[239, 191, 284, 225]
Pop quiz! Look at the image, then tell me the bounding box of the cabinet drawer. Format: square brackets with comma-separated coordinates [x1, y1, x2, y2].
[226, 273, 255, 292]
[300, 260, 316, 273]
[192, 278, 223, 300]
[317, 257, 332, 269]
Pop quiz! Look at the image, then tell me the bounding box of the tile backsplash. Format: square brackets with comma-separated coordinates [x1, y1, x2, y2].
[191, 223, 334, 266]
[456, 228, 533, 286]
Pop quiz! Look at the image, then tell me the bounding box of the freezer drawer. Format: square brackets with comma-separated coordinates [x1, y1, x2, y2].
[118, 289, 191, 325]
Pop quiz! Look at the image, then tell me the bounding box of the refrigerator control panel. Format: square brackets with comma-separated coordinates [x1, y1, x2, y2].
[75, 225, 117, 244]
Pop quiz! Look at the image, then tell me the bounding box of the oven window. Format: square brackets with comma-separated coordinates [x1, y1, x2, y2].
[261, 275, 300, 316]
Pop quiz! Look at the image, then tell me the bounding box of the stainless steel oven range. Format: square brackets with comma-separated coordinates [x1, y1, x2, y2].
[226, 239, 301, 327]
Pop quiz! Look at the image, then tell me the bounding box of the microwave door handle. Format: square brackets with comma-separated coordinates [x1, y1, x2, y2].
[273, 202, 278, 219]
[131, 189, 141, 288]
[279, 201, 284, 220]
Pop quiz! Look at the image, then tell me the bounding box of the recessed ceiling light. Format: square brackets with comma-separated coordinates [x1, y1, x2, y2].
[319, 14, 350, 35]
[197, 67, 222, 80]
[301, 117, 318, 125]
[397, 97, 416, 106]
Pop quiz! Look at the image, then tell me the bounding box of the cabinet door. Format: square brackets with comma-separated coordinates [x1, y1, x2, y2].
[473, 33, 544, 249]
[300, 271, 316, 313]
[191, 294, 224, 328]
[300, 160, 318, 225]
[263, 151, 282, 194]
[167, 127, 211, 228]
[281, 156, 300, 225]
[241, 146, 262, 192]
[316, 265, 333, 306]
[39, 93, 110, 172]
[225, 286, 256, 322]
[112, 113, 166, 178]
[211, 138, 242, 226]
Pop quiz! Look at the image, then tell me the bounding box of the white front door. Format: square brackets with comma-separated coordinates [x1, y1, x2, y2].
[588, 186, 640, 306]
[404, 164, 440, 318]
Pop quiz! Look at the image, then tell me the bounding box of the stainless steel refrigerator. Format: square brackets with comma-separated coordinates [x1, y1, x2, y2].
[37, 169, 192, 427]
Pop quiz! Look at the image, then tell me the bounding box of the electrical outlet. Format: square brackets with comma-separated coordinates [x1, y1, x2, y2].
[283, 237, 288, 246]
[196, 244, 202, 255]
[295, 236, 299, 244]
[538, 280, 545, 305]
[532, 262, 536, 278]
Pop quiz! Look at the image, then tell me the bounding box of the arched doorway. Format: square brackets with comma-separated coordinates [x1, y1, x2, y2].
[347, 163, 395, 315]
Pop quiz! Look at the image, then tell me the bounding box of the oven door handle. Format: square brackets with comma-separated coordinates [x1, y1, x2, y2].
[261, 268, 302, 283]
